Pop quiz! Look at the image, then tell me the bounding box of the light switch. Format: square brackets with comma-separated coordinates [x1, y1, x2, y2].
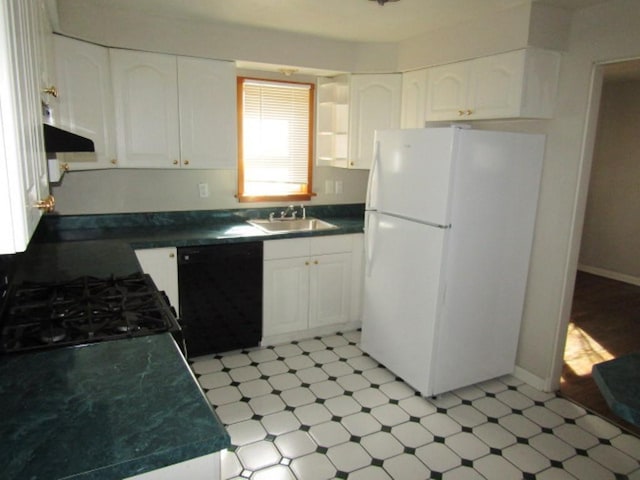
[198, 183, 209, 198]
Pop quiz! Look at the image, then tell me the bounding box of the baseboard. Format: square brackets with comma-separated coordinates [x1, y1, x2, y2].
[577, 264, 640, 287]
[261, 321, 362, 347]
[513, 365, 548, 392]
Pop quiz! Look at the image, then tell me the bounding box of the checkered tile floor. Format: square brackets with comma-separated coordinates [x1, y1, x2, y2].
[190, 330, 640, 480]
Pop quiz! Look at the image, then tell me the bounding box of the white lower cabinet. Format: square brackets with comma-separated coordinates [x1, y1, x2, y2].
[134, 247, 179, 313]
[263, 234, 363, 343]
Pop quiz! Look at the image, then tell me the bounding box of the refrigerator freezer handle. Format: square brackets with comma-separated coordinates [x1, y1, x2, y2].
[365, 140, 380, 209]
[364, 213, 377, 277]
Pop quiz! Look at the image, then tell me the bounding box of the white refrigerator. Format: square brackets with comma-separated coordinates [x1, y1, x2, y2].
[361, 126, 544, 397]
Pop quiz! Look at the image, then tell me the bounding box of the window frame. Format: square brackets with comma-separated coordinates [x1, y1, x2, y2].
[236, 76, 315, 203]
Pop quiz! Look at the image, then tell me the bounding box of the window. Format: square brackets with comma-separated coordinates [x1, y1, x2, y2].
[237, 77, 315, 202]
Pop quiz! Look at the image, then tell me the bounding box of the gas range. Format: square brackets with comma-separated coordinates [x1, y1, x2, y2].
[0, 273, 183, 354]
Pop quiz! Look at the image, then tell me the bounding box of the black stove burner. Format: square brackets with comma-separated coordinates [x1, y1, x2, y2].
[1, 273, 181, 354]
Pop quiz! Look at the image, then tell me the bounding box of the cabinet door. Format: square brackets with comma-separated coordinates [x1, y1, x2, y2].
[308, 253, 352, 329]
[111, 49, 180, 168]
[401, 69, 428, 129]
[135, 247, 179, 313]
[35, 0, 57, 122]
[349, 74, 401, 170]
[425, 62, 470, 121]
[177, 57, 236, 169]
[468, 51, 524, 119]
[54, 35, 117, 169]
[263, 258, 310, 336]
[0, 0, 49, 254]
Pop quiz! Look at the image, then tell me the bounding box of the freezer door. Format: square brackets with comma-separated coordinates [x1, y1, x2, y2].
[360, 211, 447, 396]
[367, 128, 456, 226]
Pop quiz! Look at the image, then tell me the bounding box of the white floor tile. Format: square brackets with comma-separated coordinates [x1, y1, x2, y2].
[415, 442, 461, 472]
[445, 431, 491, 460]
[294, 403, 332, 426]
[260, 410, 301, 436]
[383, 453, 431, 479]
[563, 455, 617, 480]
[353, 387, 391, 409]
[361, 431, 404, 459]
[236, 440, 281, 471]
[327, 442, 372, 472]
[309, 420, 351, 447]
[391, 421, 434, 448]
[274, 430, 317, 458]
[226, 419, 266, 445]
[528, 432, 576, 461]
[289, 452, 337, 480]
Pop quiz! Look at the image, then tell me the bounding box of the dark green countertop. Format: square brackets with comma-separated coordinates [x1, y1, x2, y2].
[32, 203, 365, 249]
[0, 334, 229, 480]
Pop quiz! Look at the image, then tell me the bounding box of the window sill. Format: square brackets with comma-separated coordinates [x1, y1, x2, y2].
[236, 193, 315, 203]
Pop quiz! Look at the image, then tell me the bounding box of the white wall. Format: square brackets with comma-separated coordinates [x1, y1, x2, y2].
[578, 79, 640, 284]
[51, 167, 369, 215]
[514, 0, 640, 389]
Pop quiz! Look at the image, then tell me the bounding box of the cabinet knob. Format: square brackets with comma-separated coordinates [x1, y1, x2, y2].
[173, 159, 179, 165]
[42, 86, 58, 98]
[465, 109, 473, 116]
[457, 110, 465, 116]
[35, 195, 55, 213]
[350, 161, 355, 167]
[62, 162, 70, 172]
[183, 159, 190, 166]
[169, 253, 175, 258]
[314, 260, 319, 265]
[305, 261, 310, 266]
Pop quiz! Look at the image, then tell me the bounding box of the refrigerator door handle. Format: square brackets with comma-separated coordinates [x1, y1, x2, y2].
[364, 213, 377, 277]
[365, 140, 380, 209]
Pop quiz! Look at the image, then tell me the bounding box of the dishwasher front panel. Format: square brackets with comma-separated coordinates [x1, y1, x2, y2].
[178, 242, 262, 358]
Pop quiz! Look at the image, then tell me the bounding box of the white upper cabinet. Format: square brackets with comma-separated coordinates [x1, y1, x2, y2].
[54, 35, 117, 170]
[401, 68, 428, 129]
[426, 49, 561, 121]
[0, 0, 51, 254]
[177, 57, 236, 169]
[111, 49, 180, 168]
[111, 49, 236, 169]
[316, 73, 401, 170]
[349, 74, 402, 170]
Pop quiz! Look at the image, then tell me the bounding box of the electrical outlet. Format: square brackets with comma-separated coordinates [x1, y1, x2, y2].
[325, 180, 335, 194]
[198, 182, 209, 198]
[335, 180, 343, 194]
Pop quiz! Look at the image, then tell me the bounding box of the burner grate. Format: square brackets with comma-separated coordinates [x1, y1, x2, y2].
[1, 273, 180, 353]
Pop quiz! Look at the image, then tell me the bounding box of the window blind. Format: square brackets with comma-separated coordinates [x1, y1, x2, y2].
[241, 79, 311, 195]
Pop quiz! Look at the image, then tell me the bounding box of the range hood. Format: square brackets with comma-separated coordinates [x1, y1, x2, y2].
[43, 124, 95, 153]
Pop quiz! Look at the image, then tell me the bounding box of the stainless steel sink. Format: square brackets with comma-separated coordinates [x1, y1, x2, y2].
[247, 217, 338, 234]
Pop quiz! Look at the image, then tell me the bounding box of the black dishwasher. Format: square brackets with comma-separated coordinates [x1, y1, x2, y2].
[177, 242, 262, 358]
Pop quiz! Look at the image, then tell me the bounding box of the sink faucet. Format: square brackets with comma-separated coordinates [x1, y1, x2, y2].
[280, 205, 297, 220]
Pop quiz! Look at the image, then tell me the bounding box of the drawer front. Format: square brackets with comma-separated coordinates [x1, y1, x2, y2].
[264, 238, 310, 260]
[310, 234, 353, 255]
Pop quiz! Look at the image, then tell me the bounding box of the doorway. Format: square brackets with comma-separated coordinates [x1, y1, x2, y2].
[560, 59, 640, 435]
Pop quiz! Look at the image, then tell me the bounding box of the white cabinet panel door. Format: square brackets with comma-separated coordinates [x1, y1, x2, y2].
[349, 74, 401, 170]
[263, 257, 310, 336]
[177, 57, 236, 169]
[111, 50, 180, 168]
[308, 253, 351, 329]
[135, 247, 179, 313]
[54, 35, 116, 169]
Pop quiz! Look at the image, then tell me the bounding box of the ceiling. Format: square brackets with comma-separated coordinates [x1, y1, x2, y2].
[67, 0, 612, 44]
